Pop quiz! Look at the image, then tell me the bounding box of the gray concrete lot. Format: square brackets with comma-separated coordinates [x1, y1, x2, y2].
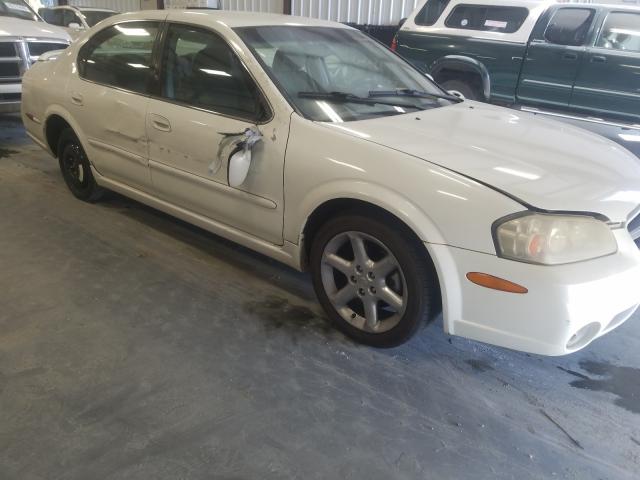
[1, 113, 639, 480]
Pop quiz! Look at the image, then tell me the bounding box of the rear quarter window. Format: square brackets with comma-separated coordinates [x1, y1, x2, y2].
[414, 0, 452, 26]
[445, 4, 529, 33]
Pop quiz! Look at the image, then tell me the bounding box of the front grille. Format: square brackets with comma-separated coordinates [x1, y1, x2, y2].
[0, 92, 20, 101]
[27, 42, 68, 57]
[0, 42, 17, 57]
[0, 41, 21, 83]
[0, 39, 68, 87]
[0, 62, 20, 77]
[629, 211, 640, 248]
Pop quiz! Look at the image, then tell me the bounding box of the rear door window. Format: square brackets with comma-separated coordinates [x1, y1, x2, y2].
[415, 0, 451, 26]
[445, 4, 529, 33]
[544, 8, 595, 46]
[596, 11, 640, 53]
[41, 8, 63, 26]
[78, 22, 160, 94]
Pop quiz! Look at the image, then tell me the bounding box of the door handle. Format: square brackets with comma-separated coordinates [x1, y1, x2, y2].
[562, 52, 578, 61]
[70, 92, 83, 106]
[150, 114, 171, 132]
[591, 55, 607, 64]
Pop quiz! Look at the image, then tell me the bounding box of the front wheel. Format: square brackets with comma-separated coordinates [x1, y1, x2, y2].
[57, 128, 104, 202]
[310, 214, 438, 348]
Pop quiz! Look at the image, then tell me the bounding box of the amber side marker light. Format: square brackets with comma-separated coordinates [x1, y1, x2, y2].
[466, 272, 528, 294]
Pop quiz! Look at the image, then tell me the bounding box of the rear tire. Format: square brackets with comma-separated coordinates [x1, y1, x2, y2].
[441, 79, 482, 101]
[57, 129, 104, 202]
[310, 214, 438, 348]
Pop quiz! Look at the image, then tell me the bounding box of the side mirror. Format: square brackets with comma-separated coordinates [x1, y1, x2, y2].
[228, 149, 252, 188]
[68, 22, 82, 30]
[448, 90, 466, 100]
[227, 127, 262, 188]
[398, 18, 407, 28]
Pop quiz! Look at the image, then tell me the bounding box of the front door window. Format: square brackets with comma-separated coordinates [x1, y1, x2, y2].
[160, 24, 267, 122]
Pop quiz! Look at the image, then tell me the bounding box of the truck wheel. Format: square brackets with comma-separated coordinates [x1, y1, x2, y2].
[441, 79, 481, 101]
[310, 214, 438, 348]
[57, 129, 104, 202]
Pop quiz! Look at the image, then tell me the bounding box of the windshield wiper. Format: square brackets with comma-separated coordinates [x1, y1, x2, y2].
[298, 91, 422, 109]
[368, 88, 463, 103]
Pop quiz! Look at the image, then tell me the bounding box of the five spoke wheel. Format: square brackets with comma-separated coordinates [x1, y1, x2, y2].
[320, 231, 408, 333]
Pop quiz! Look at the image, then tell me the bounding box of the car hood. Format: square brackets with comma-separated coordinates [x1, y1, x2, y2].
[327, 101, 640, 222]
[0, 17, 70, 41]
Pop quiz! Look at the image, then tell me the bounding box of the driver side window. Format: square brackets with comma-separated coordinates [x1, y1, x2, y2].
[161, 24, 267, 121]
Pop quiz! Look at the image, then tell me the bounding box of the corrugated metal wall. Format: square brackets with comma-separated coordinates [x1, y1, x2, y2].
[64, 0, 422, 24]
[291, 0, 422, 25]
[67, 0, 142, 11]
[220, 0, 283, 13]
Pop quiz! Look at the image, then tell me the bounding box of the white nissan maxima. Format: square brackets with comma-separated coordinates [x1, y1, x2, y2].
[21, 10, 640, 355]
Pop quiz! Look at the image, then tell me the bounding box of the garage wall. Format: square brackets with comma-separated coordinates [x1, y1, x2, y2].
[67, 0, 142, 11]
[163, 0, 282, 12]
[220, 0, 283, 13]
[291, 0, 422, 25]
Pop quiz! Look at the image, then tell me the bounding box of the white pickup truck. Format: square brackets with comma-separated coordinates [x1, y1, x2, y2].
[0, 0, 69, 113]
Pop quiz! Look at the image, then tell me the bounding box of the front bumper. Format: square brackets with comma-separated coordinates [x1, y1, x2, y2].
[431, 228, 640, 356]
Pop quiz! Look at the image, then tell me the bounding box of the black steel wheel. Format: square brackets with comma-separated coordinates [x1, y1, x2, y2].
[57, 129, 104, 202]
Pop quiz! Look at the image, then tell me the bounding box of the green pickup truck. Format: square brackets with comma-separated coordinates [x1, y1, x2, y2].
[394, 0, 640, 126]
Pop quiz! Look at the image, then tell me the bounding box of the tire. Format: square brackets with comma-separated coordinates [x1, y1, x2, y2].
[440, 79, 481, 101]
[310, 213, 438, 348]
[57, 128, 104, 202]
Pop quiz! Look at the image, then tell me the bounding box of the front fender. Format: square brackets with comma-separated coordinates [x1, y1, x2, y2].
[292, 180, 447, 247]
[430, 55, 491, 100]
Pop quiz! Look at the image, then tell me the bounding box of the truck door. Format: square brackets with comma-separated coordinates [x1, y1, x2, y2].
[517, 7, 596, 108]
[571, 11, 640, 124]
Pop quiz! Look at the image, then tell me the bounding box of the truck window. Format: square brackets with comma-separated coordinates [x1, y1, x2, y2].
[596, 12, 640, 53]
[415, 0, 451, 26]
[544, 8, 595, 46]
[444, 5, 529, 34]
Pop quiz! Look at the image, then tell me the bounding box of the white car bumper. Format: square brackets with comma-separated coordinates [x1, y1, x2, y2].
[431, 229, 640, 356]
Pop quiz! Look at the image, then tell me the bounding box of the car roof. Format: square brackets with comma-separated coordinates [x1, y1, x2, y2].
[558, 3, 640, 12]
[425, 0, 557, 8]
[77, 8, 118, 12]
[47, 6, 116, 12]
[111, 9, 352, 29]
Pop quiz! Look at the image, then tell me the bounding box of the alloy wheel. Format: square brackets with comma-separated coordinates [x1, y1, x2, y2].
[320, 231, 408, 333]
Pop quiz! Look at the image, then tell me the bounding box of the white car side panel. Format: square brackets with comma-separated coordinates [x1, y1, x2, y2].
[283, 113, 525, 255]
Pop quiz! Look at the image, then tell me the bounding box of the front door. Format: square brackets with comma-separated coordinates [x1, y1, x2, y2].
[517, 7, 596, 108]
[146, 24, 288, 245]
[571, 11, 640, 124]
[68, 20, 162, 192]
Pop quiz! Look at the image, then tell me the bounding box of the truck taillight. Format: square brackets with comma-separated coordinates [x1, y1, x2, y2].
[390, 35, 398, 52]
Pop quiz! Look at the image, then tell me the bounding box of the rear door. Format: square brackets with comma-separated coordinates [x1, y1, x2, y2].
[571, 10, 640, 124]
[517, 7, 596, 107]
[68, 20, 162, 192]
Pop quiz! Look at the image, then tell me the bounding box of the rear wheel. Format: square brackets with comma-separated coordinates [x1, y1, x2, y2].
[440, 79, 481, 101]
[310, 214, 438, 348]
[57, 129, 104, 202]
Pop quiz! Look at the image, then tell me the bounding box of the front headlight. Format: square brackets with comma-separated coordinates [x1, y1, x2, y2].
[494, 213, 617, 265]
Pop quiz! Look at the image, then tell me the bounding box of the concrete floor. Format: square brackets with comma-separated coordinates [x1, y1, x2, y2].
[1, 113, 639, 480]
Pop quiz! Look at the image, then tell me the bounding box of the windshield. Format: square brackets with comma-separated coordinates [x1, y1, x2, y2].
[235, 26, 456, 122]
[0, 0, 39, 21]
[82, 10, 116, 27]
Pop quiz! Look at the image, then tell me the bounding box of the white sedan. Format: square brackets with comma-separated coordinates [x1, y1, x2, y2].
[21, 10, 640, 355]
